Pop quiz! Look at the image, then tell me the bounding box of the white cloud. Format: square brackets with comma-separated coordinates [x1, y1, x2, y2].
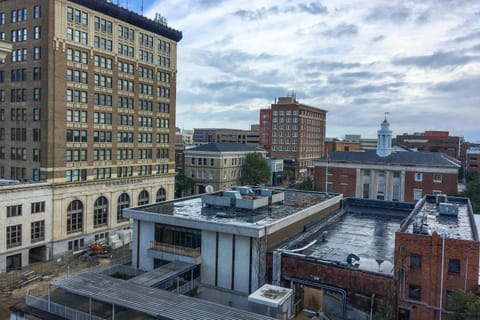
[137, 0, 480, 141]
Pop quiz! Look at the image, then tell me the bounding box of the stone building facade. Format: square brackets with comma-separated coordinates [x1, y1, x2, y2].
[0, 0, 181, 272]
[183, 143, 267, 194]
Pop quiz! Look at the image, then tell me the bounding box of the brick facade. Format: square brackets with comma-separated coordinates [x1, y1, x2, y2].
[395, 232, 480, 320]
[314, 163, 458, 202]
[396, 132, 463, 160]
[272, 255, 396, 313]
[314, 166, 357, 196]
[403, 171, 457, 202]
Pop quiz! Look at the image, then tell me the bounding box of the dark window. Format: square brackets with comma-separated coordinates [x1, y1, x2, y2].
[408, 285, 421, 300]
[410, 254, 422, 269]
[117, 193, 130, 222]
[448, 259, 461, 274]
[31, 220, 45, 242]
[398, 308, 410, 320]
[156, 188, 166, 202]
[7, 224, 22, 248]
[31, 201, 45, 213]
[6, 253, 22, 272]
[7, 204, 22, 217]
[446, 290, 455, 310]
[93, 196, 108, 227]
[67, 200, 83, 233]
[138, 190, 149, 205]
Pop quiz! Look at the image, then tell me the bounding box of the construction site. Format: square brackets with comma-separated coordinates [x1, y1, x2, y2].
[0, 243, 131, 317]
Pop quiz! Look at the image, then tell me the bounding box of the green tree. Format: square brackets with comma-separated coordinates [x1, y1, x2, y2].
[465, 170, 479, 183]
[241, 153, 271, 185]
[447, 290, 480, 320]
[460, 179, 480, 213]
[295, 178, 316, 191]
[175, 172, 195, 198]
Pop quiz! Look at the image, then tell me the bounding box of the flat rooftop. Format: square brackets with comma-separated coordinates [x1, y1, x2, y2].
[127, 190, 338, 229]
[401, 196, 478, 241]
[281, 199, 414, 275]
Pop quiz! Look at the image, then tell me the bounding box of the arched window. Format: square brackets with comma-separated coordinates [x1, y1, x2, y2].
[138, 190, 149, 205]
[156, 187, 166, 202]
[117, 193, 130, 222]
[93, 196, 108, 227]
[67, 200, 83, 233]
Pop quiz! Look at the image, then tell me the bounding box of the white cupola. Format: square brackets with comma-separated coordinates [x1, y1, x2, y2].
[376, 114, 392, 157]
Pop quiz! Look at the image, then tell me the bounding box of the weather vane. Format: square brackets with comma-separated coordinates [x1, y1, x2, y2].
[384, 112, 390, 121]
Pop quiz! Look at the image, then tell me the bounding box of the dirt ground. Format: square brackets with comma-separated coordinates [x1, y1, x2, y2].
[0, 246, 131, 318]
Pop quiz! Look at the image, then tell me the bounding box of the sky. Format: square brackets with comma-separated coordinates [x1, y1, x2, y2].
[123, 0, 480, 141]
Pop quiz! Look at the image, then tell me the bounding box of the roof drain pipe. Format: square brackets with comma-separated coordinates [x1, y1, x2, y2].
[273, 240, 318, 286]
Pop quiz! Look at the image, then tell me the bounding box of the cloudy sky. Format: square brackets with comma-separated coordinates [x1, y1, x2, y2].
[127, 0, 480, 141]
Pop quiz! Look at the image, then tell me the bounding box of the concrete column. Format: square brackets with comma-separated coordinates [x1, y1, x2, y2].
[371, 170, 377, 199]
[385, 171, 393, 201]
[401, 171, 406, 201]
[355, 168, 362, 197]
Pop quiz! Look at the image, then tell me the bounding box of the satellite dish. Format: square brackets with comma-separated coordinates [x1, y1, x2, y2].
[205, 185, 214, 193]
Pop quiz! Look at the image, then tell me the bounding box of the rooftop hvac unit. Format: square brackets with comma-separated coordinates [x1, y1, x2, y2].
[436, 194, 447, 205]
[438, 203, 458, 216]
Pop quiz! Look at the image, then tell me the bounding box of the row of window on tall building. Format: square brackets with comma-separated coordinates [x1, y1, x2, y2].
[0, 6, 41, 25]
[65, 129, 168, 144]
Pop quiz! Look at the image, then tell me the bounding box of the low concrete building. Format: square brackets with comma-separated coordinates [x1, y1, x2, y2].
[124, 188, 342, 310]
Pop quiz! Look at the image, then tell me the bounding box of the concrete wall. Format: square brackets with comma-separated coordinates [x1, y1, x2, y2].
[201, 230, 217, 286]
[136, 220, 155, 270]
[200, 230, 258, 294]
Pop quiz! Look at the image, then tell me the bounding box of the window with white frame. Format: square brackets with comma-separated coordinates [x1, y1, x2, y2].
[414, 172, 423, 182]
[413, 188, 423, 201]
[433, 174, 442, 183]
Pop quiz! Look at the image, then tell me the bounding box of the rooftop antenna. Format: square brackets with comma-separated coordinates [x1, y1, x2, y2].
[141, 0, 144, 15]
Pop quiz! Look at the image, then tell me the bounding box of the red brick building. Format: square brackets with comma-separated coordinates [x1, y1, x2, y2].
[466, 147, 480, 176]
[394, 196, 480, 320]
[259, 97, 327, 180]
[269, 196, 479, 320]
[314, 120, 460, 202]
[395, 131, 464, 160]
[259, 109, 272, 149]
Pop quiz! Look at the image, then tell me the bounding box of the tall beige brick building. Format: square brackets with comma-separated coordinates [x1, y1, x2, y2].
[0, 0, 181, 272]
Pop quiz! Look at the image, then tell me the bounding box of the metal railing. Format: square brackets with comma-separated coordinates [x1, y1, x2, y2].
[25, 292, 105, 320]
[173, 278, 200, 295]
[150, 241, 201, 257]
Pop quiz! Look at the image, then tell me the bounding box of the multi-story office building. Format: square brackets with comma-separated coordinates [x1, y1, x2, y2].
[0, 0, 181, 273]
[466, 146, 480, 176]
[184, 143, 267, 194]
[193, 126, 260, 146]
[396, 131, 464, 160]
[259, 97, 327, 180]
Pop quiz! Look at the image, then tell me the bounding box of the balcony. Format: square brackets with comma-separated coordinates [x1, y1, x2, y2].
[148, 241, 201, 264]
